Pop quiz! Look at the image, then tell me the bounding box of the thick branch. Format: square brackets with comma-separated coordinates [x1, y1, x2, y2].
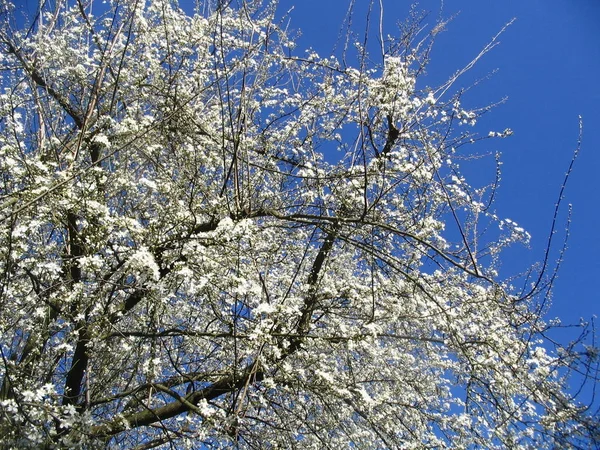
[60, 211, 89, 410]
[287, 229, 337, 354]
[90, 363, 263, 438]
[62, 326, 90, 409]
[381, 114, 400, 157]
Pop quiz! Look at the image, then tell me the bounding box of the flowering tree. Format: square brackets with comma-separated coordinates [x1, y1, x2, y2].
[0, 0, 597, 448]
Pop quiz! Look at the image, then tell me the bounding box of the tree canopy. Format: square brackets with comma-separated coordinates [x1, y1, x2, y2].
[0, 0, 597, 448]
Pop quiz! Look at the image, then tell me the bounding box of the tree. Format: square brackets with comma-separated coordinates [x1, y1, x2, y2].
[0, 0, 597, 448]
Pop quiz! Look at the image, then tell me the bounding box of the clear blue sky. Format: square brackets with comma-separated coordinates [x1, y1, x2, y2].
[272, 0, 600, 328]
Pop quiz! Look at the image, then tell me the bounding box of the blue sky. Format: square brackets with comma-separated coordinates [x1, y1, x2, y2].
[272, 0, 600, 328]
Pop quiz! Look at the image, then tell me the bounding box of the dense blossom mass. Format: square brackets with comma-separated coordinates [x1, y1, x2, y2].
[0, 0, 597, 448]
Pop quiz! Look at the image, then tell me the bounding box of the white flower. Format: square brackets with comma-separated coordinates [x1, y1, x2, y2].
[127, 247, 160, 281]
[254, 302, 276, 315]
[92, 133, 111, 148]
